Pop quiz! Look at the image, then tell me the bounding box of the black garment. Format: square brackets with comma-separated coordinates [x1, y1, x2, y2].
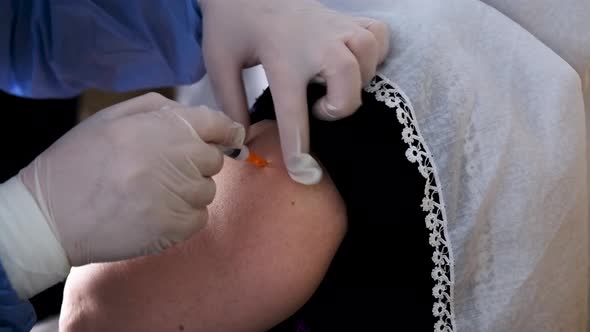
[250, 77, 437, 331]
[0, 91, 79, 322]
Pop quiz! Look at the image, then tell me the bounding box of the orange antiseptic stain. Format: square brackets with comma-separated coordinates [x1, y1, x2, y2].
[246, 151, 269, 168]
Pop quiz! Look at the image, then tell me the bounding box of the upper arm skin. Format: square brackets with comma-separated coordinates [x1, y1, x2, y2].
[60, 120, 347, 332]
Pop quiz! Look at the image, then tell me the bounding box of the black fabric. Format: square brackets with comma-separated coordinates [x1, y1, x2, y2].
[0, 91, 79, 322]
[250, 78, 435, 331]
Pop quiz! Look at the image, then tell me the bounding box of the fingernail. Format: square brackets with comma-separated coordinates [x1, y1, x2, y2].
[313, 99, 341, 121]
[323, 100, 341, 119]
[286, 153, 323, 185]
[230, 122, 245, 147]
[311, 76, 327, 85]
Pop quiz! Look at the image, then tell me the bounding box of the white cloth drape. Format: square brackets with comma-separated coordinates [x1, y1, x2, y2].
[321, 1, 589, 330]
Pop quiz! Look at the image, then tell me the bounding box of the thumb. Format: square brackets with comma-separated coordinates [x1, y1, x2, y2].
[167, 106, 246, 148]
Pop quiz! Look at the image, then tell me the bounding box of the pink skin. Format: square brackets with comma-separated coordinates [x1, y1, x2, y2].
[60, 120, 347, 332]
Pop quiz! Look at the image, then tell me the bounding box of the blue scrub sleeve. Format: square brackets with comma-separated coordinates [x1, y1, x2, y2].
[0, 260, 36, 332]
[0, 0, 205, 99]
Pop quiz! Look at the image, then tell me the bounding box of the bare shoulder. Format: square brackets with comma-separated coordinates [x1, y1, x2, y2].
[207, 119, 347, 259]
[60, 120, 346, 332]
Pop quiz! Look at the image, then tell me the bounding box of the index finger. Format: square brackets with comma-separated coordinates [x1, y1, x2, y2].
[265, 68, 323, 185]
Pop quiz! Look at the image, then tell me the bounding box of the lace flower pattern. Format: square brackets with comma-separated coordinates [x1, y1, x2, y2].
[365, 76, 456, 332]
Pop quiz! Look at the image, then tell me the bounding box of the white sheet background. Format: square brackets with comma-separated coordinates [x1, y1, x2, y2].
[177, 1, 590, 330]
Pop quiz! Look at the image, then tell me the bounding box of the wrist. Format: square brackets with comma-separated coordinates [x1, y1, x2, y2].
[0, 176, 70, 299]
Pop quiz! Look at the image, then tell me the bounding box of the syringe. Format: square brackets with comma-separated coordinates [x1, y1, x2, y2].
[221, 146, 269, 167]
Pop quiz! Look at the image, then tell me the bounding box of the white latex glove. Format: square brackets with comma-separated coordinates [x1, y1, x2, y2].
[0, 92, 245, 298]
[199, 0, 390, 185]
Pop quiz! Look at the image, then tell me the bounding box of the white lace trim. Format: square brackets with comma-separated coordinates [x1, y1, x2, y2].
[365, 76, 456, 332]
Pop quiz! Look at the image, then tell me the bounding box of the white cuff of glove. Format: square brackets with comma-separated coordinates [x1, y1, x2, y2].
[0, 176, 70, 299]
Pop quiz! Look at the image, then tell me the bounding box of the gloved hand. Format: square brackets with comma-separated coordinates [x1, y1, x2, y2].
[18, 92, 244, 267]
[199, 0, 390, 185]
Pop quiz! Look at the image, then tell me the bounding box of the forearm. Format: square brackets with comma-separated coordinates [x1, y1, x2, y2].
[1, 0, 204, 99]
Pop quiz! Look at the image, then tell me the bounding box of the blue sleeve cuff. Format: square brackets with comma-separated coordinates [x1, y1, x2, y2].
[1, 0, 205, 99]
[0, 260, 36, 332]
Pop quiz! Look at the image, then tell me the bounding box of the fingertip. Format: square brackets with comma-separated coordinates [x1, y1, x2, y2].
[176, 106, 247, 147]
[370, 21, 391, 63]
[312, 98, 340, 121]
[229, 121, 246, 147]
[312, 95, 361, 121]
[356, 17, 390, 63]
[190, 142, 225, 177]
[198, 178, 217, 207]
[315, 45, 362, 122]
[192, 208, 210, 233]
[285, 153, 324, 185]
